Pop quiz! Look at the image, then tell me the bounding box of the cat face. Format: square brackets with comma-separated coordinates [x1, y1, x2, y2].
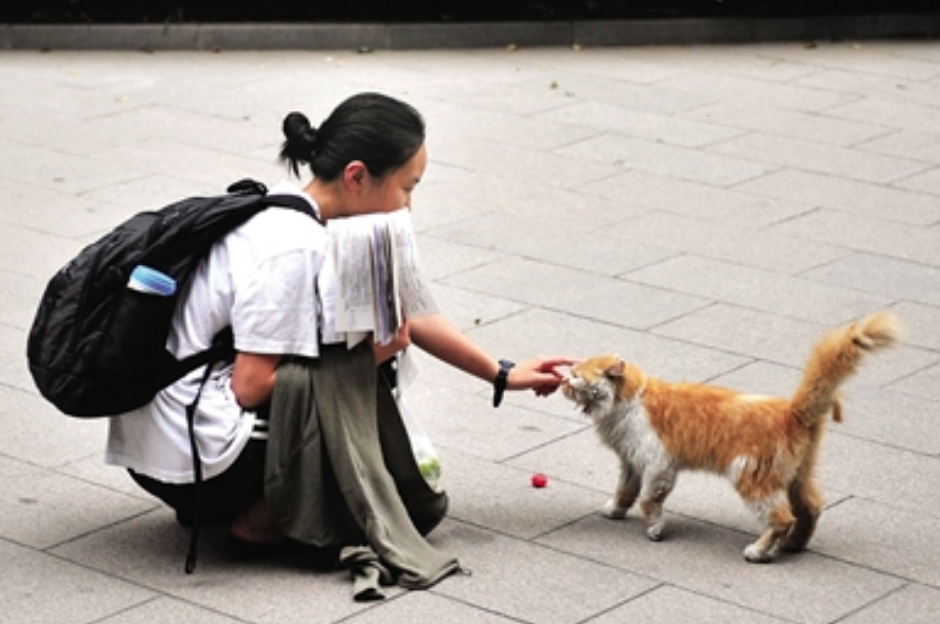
[563, 355, 639, 415]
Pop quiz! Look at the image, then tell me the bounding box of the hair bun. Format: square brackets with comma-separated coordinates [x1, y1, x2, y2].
[280, 111, 318, 175]
[283, 112, 317, 151]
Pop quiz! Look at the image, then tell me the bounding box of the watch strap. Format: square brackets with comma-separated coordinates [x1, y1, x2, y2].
[493, 359, 515, 408]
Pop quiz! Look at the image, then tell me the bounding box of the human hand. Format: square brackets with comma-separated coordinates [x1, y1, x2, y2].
[508, 356, 578, 397]
[372, 318, 412, 364]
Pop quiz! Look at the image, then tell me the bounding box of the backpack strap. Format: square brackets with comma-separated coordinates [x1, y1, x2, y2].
[264, 193, 323, 225]
[183, 359, 215, 574]
[182, 326, 235, 574]
[226, 177, 323, 223]
[181, 191, 320, 574]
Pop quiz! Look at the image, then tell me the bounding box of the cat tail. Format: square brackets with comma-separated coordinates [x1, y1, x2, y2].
[788, 311, 902, 428]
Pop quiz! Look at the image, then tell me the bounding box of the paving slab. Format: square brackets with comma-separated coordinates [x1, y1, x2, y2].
[586, 584, 792, 624]
[431, 521, 659, 624]
[537, 512, 907, 624]
[812, 497, 940, 586]
[839, 583, 940, 624]
[770, 207, 940, 265]
[737, 169, 940, 225]
[629, 254, 894, 325]
[0, 539, 157, 624]
[1, 37, 939, 624]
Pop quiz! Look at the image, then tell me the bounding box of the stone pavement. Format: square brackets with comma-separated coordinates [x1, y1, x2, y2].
[2, 39, 940, 624]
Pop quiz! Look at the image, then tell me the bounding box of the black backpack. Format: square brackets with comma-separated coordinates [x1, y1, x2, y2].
[27, 179, 321, 418]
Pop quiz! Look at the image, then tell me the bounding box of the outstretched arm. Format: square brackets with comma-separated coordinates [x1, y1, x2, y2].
[408, 314, 575, 398]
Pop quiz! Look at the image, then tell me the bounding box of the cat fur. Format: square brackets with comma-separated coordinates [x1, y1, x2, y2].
[561, 312, 902, 563]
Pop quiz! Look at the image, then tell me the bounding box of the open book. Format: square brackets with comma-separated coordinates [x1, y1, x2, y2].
[329, 209, 438, 347]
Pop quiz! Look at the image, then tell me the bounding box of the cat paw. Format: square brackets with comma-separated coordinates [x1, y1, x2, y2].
[781, 534, 809, 553]
[601, 499, 628, 520]
[743, 544, 774, 563]
[646, 523, 666, 542]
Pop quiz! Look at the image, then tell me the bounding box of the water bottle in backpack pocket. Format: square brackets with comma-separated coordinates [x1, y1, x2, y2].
[98, 266, 178, 379]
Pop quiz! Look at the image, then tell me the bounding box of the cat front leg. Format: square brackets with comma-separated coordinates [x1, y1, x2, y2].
[638, 468, 677, 541]
[603, 462, 640, 520]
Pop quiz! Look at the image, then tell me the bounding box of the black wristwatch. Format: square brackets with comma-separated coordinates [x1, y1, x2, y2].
[492, 359, 515, 408]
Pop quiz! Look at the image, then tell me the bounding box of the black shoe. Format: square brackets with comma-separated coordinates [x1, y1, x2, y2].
[223, 535, 314, 561]
[175, 509, 237, 529]
[223, 536, 341, 570]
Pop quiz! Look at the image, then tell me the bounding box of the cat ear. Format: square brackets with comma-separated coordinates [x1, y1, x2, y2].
[605, 360, 626, 379]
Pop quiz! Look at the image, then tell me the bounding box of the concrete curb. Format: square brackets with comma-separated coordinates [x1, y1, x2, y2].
[2, 14, 937, 51]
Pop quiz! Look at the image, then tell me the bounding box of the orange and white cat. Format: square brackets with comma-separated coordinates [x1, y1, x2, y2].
[562, 312, 901, 563]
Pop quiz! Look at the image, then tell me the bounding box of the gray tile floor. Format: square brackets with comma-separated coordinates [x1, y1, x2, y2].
[2, 40, 939, 623]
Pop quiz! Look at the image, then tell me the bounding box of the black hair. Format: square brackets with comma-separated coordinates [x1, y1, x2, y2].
[279, 92, 425, 181]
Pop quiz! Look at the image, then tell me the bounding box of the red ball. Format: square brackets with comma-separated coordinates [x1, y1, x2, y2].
[531, 473, 548, 488]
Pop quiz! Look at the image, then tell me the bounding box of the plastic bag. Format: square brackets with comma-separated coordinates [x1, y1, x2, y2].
[394, 351, 441, 491]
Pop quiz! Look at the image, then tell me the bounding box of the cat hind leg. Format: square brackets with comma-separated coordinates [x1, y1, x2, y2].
[781, 477, 823, 552]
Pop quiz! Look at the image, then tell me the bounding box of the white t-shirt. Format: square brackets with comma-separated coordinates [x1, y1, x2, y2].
[106, 182, 335, 484]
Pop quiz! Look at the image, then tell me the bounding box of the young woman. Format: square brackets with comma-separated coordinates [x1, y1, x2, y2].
[106, 92, 574, 549]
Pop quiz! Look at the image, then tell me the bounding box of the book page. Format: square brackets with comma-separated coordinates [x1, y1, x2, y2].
[331, 217, 378, 335]
[387, 210, 438, 318]
[329, 209, 438, 346]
